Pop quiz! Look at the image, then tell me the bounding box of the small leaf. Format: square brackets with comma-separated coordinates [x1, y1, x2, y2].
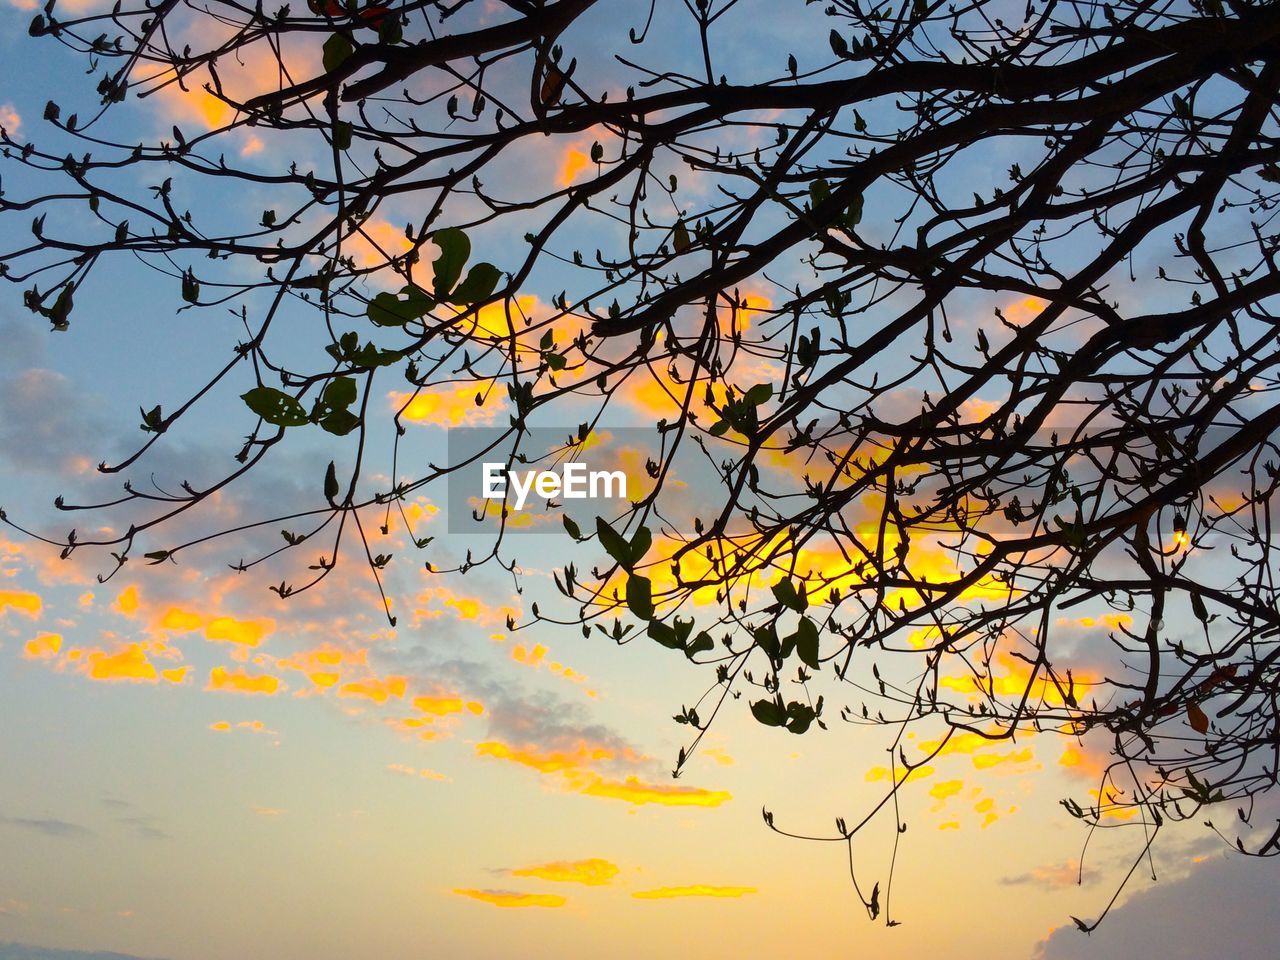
[628, 526, 652, 567]
[242, 387, 309, 426]
[626, 574, 654, 620]
[431, 227, 470, 297]
[793, 616, 820, 669]
[324, 461, 340, 502]
[562, 515, 582, 541]
[318, 409, 360, 436]
[751, 698, 786, 727]
[771, 577, 807, 613]
[746, 383, 773, 406]
[596, 516, 633, 570]
[1187, 702, 1209, 735]
[333, 120, 353, 151]
[322, 33, 354, 73]
[647, 620, 683, 650]
[450, 262, 501, 304]
[673, 219, 691, 253]
[321, 375, 357, 411]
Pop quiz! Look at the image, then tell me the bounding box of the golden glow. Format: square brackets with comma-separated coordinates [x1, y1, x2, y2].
[208, 666, 281, 695]
[509, 858, 619, 886]
[0, 589, 42, 617]
[205, 616, 273, 647]
[631, 885, 757, 899]
[452, 889, 566, 909]
[22, 632, 61, 660]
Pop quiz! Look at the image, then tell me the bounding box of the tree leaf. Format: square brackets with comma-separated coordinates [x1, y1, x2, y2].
[596, 516, 633, 570]
[318, 408, 360, 436]
[751, 698, 785, 726]
[431, 227, 471, 297]
[322, 33, 353, 73]
[626, 574, 654, 620]
[324, 461, 340, 502]
[450, 262, 501, 304]
[1187, 702, 1209, 734]
[242, 387, 309, 426]
[562, 514, 582, 541]
[647, 619, 683, 649]
[321, 375, 357, 410]
[793, 616, 820, 669]
[771, 576, 806, 613]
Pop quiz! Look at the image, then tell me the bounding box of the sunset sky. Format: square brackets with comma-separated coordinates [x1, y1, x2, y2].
[2, 1, 1277, 958]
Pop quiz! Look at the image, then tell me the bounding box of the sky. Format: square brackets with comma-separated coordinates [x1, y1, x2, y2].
[2, 1, 1279, 958]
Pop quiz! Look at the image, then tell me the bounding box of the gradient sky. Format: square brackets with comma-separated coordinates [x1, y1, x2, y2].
[2, 1, 1278, 958]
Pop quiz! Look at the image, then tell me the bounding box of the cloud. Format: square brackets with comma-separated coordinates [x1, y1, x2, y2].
[389, 383, 507, 428]
[67, 642, 188, 685]
[0, 816, 94, 839]
[508, 858, 619, 886]
[1001, 860, 1098, 889]
[631, 885, 757, 899]
[207, 666, 282, 695]
[204, 615, 274, 647]
[1033, 854, 1280, 960]
[0, 104, 19, 135]
[22, 633, 61, 660]
[0, 368, 102, 473]
[0, 590, 43, 618]
[451, 889, 566, 908]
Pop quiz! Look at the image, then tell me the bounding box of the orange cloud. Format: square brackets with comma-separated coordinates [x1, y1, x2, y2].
[631, 885, 757, 899]
[155, 607, 204, 633]
[207, 666, 281, 695]
[928, 779, 964, 808]
[574, 774, 731, 808]
[452, 889, 566, 909]
[205, 616, 274, 647]
[412, 695, 484, 717]
[338, 675, 407, 704]
[0, 590, 42, 618]
[112, 585, 140, 617]
[77, 642, 187, 684]
[475, 740, 618, 774]
[23, 633, 62, 661]
[510, 859, 619, 886]
[390, 384, 507, 428]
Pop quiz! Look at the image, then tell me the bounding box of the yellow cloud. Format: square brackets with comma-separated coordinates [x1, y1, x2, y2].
[0, 590, 42, 618]
[412, 695, 483, 716]
[928, 780, 964, 807]
[631, 885, 757, 899]
[205, 616, 273, 647]
[79, 643, 185, 684]
[339, 675, 407, 704]
[207, 666, 281, 695]
[574, 775, 731, 808]
[23, 633, 62, 661]
[390, 384, 506, 428]
[452, 889, 566, 909]
[112, 585, 140, 617]
[510, 859, 619, 886]
[156, 607, 204, 632]
[475, 740, 617, 774]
